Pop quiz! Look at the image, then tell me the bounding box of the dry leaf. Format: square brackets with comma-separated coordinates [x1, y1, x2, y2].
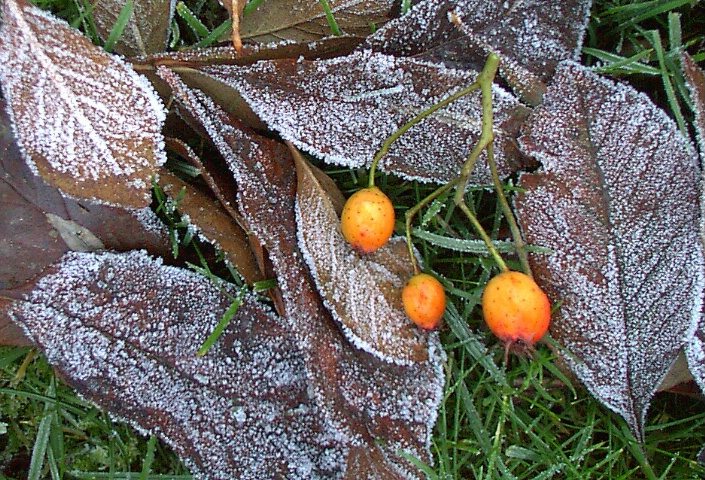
[0, 0, 166, 207]
[240, 0, 395, 43]
[365, 0, 592, 104]
[157, 67, 445, 477]
[93, 0, 175, 55]
[515, 61, 703, 440]
[157, 169, 262, 284]
[10, 250, 346, 479]
[199, 49, 532, 185]
[293, 149, 433, 364]
[681, 53, 705, 397]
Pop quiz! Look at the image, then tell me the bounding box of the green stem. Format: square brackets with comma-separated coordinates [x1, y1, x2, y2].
[486, 141, 533, 277]
[368, 75, 485, 188]
[457, 202, 509, 272]
[404, 179, 459, 274]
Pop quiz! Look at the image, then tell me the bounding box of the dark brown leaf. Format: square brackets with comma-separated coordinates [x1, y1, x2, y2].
[240, 0, 395, 43]
[158, 66, 445, 477]
[293, 149, 432, 364]
[198, 49, 532, 185]
[365, 0, 592, 104]
[10, 250, 345, 479]
[515, 61, 703, 440]
[0, 0, 166, 207]
[93, 0, 175, 55]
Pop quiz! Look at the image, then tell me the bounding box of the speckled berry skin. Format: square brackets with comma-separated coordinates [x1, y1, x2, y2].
[402, 273, 446, 330]
[481, 271, 551, 344]
[341, 186, 395, 253]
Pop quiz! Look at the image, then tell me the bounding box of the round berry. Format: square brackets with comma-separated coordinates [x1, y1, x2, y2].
[481, 271, 550, 345]
[402, 273, 446, 330]
[341, 186, 395, 253]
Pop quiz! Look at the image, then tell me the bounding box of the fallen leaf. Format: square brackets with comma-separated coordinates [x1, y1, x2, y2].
[681, 53, 705, 397]
[157, 66, 446, 477]
[0, 0, 166, 207]
[157, 169, 262, 284]
[93, 0, 175, 55]
[10, 250, 346, 479]
[198, 49, 532, 185]
[365, 0, 592, 104]
[515, 61, 704, 440]
[240, 0, 395, 43]
[293, 148, 432, 364]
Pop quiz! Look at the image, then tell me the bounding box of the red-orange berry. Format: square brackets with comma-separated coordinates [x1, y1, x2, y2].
[402, 273, 446, 330]
[481, 271, 550, 345]
[341, 186, 395, 253]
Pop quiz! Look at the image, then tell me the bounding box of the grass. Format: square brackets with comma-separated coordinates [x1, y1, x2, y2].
[2, 0, 705, 478]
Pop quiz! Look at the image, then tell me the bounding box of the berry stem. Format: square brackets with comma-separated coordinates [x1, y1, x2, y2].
[368, 72, 485, 188]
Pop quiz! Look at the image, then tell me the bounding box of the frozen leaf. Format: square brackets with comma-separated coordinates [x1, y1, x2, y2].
[0, 0, 166, 207]
[515, 61, 704, 440]
[10, 250, 345, 479]
[93, 0, 175, 56]
[199, 49, 532, 184]
[157, 169, 262, 284]
[365, 0, 592, 104]
[240, 0, 395, 43]
[682, 53, 705, 396]
[158, 67, 445, 477]
[293, 149, 431, 365]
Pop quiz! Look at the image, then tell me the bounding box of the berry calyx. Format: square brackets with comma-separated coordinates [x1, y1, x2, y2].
[402, 273, 446, 330]
[481, 271, 550, 345]
[341, 186, 395, 253]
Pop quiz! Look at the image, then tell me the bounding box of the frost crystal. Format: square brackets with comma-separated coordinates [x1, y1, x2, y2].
[516, 61, 704, 440]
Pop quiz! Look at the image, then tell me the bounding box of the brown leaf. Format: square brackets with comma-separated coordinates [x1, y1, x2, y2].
[365, 0, 592, 105]
[240, 0, 395, 43]
[681, 53, 705, 397]
[93, 0, 175, 55]
[293, 148, 432, 364]
[157, 66, 445, 477]
[10, 250, 346, 478]
[0, 0, 166, 207]
[198, 49, 532, 185]
[515, 61, 703, 440]
[157, 169, 262, 284]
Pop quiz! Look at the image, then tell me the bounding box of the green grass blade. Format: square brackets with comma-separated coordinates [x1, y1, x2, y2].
[176, 1, 209, 39]
[193, 19, 232, 48]
[103, 0, 134, 53]
[645, 29, 688, 135]
[140, 435, 158, 480]
[318, 0, 341, 36]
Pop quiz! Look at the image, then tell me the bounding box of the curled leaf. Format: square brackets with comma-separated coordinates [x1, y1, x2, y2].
[515, 62, 704, 440]
[0, 0, 166, 207]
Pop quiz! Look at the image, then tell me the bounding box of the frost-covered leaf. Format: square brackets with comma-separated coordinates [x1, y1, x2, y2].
[10, 250, 345, 479]
[293, 150, 431, 365]
[365, 0, 592, 104]
[515, 61, 703, 440]
[158, 66, 445, 477]
[681, 53, 705, 396]
[93, 0, 175, 56]
[157, 170, 262, 284]
[199, 49, 532, 184]
[0, 0, 166, 207]
[240, 0, 395, 43]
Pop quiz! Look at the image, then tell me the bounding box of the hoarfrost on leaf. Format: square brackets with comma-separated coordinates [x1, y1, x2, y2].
[0, 0, 166, 207]
[198, 49, 532, 185]
[293, 149, 434, 365]
[365, 0, 593, 104]
[10, 250, 345, 479]
[515, 61, 704, 440]
[158, 66, 446, 477]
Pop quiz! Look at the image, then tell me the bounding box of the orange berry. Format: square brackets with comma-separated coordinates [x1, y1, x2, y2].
[481, 271, 550, 345]
[341, 186, 395, 253]
[402, 273, 446, 330]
